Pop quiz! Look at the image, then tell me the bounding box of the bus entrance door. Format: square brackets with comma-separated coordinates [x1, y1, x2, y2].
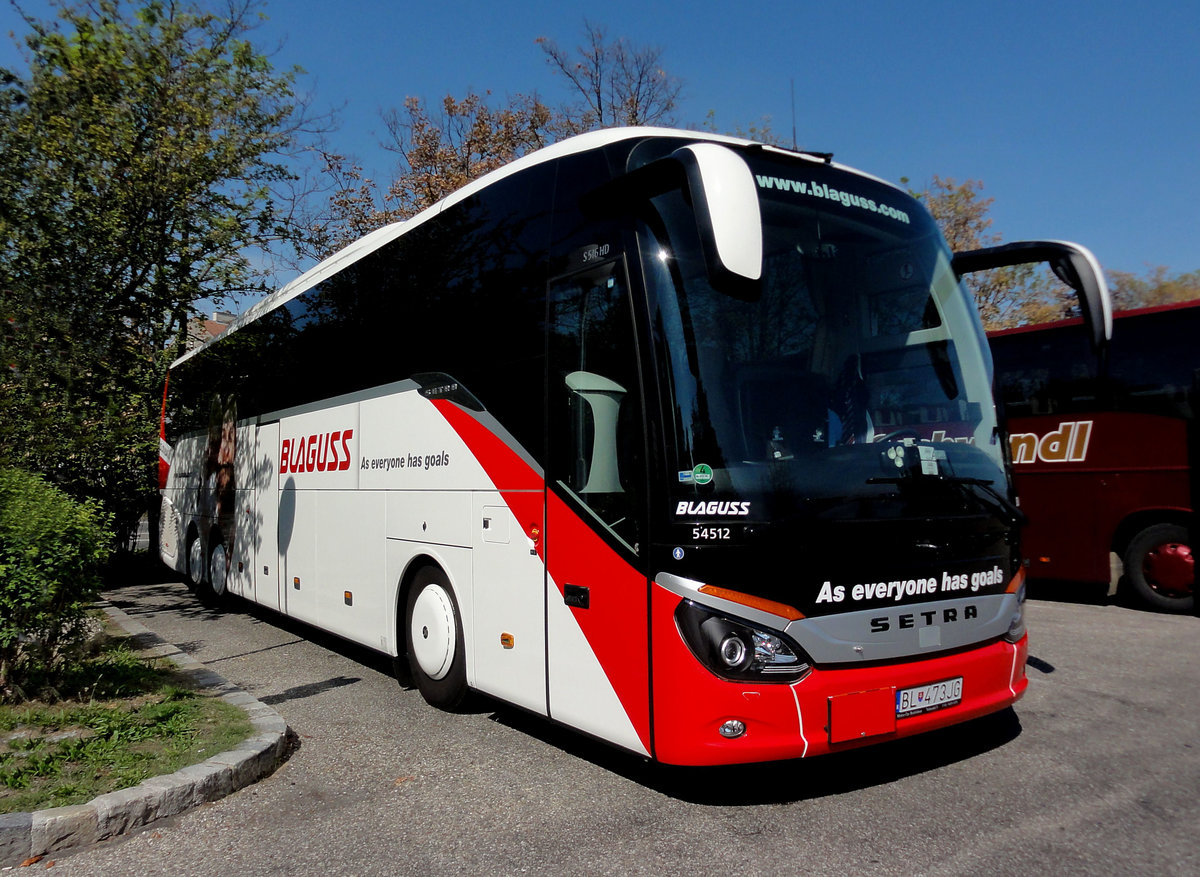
[544, 259, 653, 756]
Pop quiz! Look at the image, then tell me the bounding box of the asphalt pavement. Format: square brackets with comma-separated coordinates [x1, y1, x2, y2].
[27, 573, 1200, 877]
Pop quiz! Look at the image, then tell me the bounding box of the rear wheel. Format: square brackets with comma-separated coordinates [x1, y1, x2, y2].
[1123, 523, 1194, 613]
[208, 536, 229, 601]
[404, 565, 467, 710]
[186, 530, 206, 589]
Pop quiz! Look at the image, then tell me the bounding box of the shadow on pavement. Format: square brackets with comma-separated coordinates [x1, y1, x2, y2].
[488, 703, 1023, 806]
[104, 554, 1024, 804]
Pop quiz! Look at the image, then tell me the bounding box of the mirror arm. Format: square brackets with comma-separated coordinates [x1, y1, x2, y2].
[953, 240, 1112, 352]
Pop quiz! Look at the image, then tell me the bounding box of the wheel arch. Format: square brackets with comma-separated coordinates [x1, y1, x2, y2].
[1111, 507, 1192, 557]
[184, 519, 202, 551]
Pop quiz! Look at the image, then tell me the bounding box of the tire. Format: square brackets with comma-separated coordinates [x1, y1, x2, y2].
[1123, 523, 1194, 614]
[404, 565, 468, 710]
[208, 536, 229, 602]
[186, 530, 206, 589]
[392, 654, 414, 690]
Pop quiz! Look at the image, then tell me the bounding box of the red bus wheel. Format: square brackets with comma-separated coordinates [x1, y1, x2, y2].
[1124, 523, 1194, 613]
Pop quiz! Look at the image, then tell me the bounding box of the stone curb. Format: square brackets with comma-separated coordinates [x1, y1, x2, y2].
[0, 600, 291, 867]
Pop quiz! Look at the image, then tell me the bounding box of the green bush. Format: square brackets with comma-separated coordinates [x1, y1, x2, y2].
[0, 468, 113, 700]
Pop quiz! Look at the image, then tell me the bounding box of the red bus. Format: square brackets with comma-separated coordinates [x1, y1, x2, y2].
[158, 127, 1105, 765]
[989, 300, 1197, 613]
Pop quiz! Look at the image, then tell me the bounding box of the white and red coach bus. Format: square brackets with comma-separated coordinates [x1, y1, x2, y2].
[158, 127, 1107, 765]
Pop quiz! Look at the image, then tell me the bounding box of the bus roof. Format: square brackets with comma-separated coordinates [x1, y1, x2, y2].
[986, 296, 1200, 340]
[172, 126, 897, 369]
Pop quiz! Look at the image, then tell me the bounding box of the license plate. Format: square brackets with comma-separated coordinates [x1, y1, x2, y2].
[896, 677, 963, 718]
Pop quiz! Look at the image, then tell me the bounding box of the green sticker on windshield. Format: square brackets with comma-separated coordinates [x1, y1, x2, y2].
[692, 464, 713, 485]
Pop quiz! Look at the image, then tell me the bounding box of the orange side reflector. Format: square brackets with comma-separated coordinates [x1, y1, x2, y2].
[500, 633, 515, 649]
[697, 585, 804, 621]
[1006, 567, 1027, 594]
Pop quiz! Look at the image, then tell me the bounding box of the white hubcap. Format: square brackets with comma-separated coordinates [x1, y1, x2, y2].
[410, 584, 456, 680]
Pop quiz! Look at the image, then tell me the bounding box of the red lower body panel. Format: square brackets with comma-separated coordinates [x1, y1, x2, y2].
[651, 586, 1028, 766]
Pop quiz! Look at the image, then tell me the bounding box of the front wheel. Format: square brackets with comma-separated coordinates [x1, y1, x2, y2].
[405, 566, 468, 710]
[1123, 523, 1194, 613]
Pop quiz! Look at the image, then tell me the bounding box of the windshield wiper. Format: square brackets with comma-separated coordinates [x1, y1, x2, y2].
[866, 474, 1027, 526]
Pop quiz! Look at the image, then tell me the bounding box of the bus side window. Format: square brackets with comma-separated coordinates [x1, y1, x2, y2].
[548, 258, 644, 553]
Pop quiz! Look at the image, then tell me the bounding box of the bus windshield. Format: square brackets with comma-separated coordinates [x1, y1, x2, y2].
[641, 152, 1006, 520]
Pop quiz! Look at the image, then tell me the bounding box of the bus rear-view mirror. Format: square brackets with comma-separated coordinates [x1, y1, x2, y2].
[952, 240, 1112, 352]
[582, 142, 763, 299]
[669, 143, 763, 295]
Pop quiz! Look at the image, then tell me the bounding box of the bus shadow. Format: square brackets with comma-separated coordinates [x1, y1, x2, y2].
[1026, 575, 1147, 612]
[103, 574, 405, 683]
[231, 596, 401, 681]
[105, 570, 1024, 801]
[487, 704, 1023, 805]
[103, 577, 236, 624]
[1026, 577, 1113, 607]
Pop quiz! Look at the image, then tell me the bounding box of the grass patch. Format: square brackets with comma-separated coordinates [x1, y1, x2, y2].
[0, 635, 252, 814]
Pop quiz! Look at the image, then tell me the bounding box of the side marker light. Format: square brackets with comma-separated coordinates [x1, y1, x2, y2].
[698, 584, 804, 621]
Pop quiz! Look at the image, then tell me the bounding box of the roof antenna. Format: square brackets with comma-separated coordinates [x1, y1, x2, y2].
[790, 78, 797, 151]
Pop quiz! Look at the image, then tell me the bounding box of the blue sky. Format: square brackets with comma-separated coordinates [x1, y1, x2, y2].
[3, 0, 1198, 279]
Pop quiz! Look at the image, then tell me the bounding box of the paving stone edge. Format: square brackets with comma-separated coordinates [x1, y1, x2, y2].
[0, 599, 291, 867]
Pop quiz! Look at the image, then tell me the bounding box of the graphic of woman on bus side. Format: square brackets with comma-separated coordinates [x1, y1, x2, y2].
[201, 393, 236, 585]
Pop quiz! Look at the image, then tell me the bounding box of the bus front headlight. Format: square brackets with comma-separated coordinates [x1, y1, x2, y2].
[675, 600, 812, 682]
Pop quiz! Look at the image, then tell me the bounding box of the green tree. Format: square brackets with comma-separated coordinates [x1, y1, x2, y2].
[0, 467, 112, 699]
[0, 0, 306, 543]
